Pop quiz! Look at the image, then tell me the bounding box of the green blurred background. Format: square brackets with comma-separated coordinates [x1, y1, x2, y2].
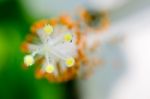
[0, 0, 78, 99]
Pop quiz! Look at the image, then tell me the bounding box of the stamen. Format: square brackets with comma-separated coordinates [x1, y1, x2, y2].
[43, 24, 53, 35]
[64, 33, 72, 42]
[66, 57, 75, 67]
[24, 55, 34, 66]
[45, 64, 55, 73]
[22, 18, 78, 82]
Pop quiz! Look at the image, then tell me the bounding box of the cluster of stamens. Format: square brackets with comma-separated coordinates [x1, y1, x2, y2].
[23, 23, 77, 76]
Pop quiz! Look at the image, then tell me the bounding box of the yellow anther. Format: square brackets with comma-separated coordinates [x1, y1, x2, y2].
[43, 24, 53, 35]
[64, 33, 72, 42]
[66, 57, 75, 67]
[24, 55, 34, 66]
[45, 64, 54, 73]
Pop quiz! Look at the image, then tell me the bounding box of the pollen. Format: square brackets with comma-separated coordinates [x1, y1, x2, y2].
[24, 55, 34, 66]
[66, 57, 75, 67]
[45, 64, 55, 73]
[64, 33, 72, 42]
[43, 24, 53, 35]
